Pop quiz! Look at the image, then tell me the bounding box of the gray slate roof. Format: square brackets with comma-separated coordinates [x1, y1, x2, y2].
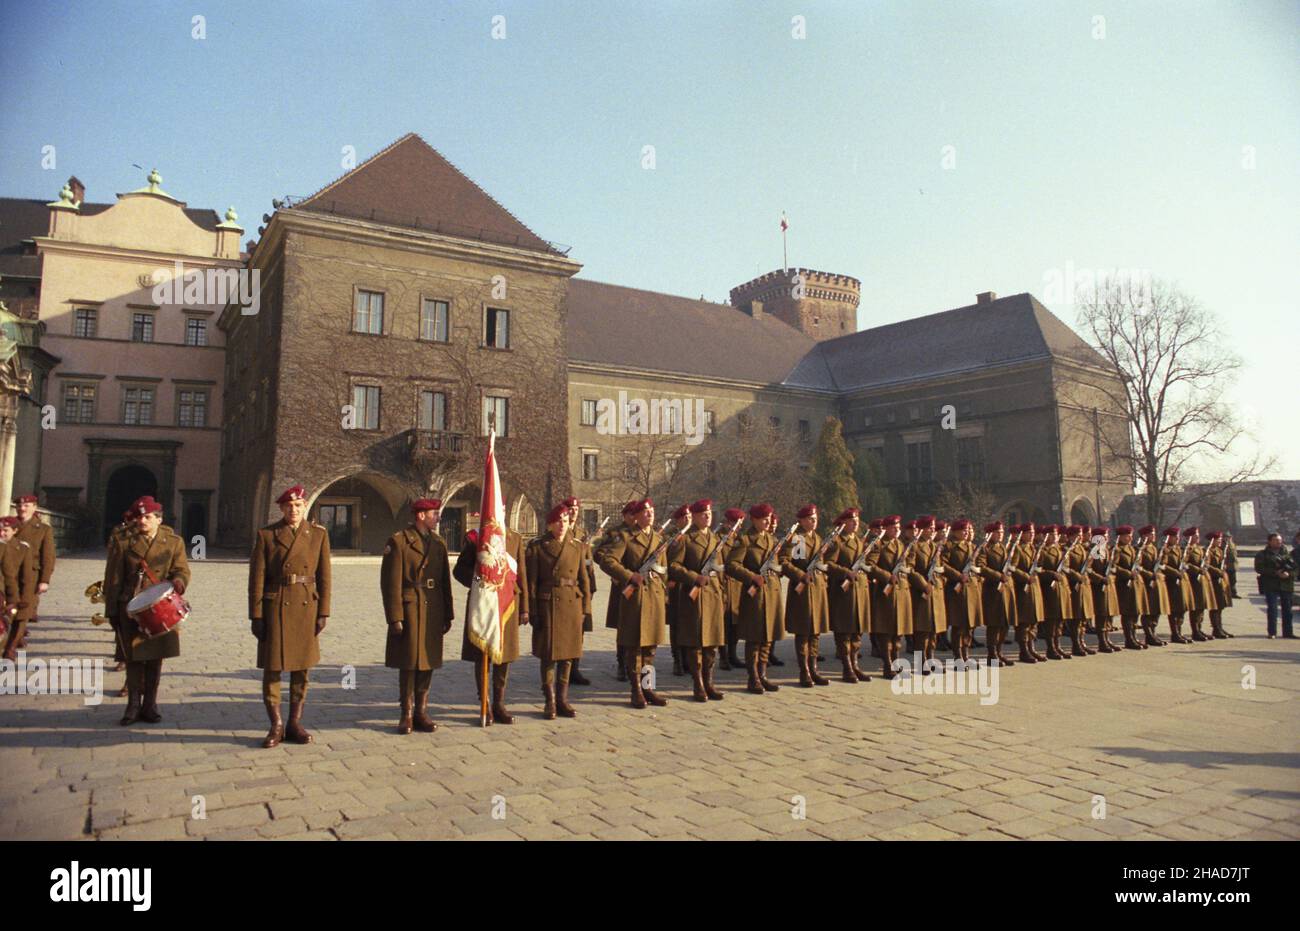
[568, 283, 1108, 393]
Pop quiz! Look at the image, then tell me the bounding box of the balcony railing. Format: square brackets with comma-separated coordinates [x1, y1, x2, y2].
[406, 429, 469, 459]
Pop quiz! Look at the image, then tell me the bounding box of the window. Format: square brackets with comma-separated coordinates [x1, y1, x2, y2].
[353, 290, 384, 335]
[665, 404, 681, 434]
[798, 419, 811, 441]
[351, 385, 381, 430]
[74, 308, 97, 338]
[485, 307, 510, 349]
[664, 454, 681, 480]
[122, 386, 155, 425]
[770, 416, 781, 429]
[1238, 501, 1257, 527]
[703, 409, 715, 433]
[418, 389, 448, 432]
[185, 317, 208, 346]
[623, 453, 638, 481]
[957, 436, 985, 482]
[908, 405, 920, 421]
[580, 399, 598, 426]
[482, 395, 508, 436]
[582, 451, 598, 481]
[420, 298, 449, 342]
[582, 508, 600, 534]
[705, 459, 717, 483]
[906, 440, 932, 488]
[863, 414, 873, 427]
[131, 313, 154, 342]
[62, 383, 95, 423]
[736, 412, 751, 435]
[177, 389, 208, 427]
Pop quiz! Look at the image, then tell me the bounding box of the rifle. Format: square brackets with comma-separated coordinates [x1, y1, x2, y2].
[841, 530, 883, 591]
[883, 535, 919, 598]
[795, 525, 844, 594]
[688, 518, 744, 602]
[621, 518, 679, 599]
[748, 523, 800, 596]
[956, 538, 988, 591]
[998, 530, 1023, 590]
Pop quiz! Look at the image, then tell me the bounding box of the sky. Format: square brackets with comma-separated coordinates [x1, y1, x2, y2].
[2, 0, 1296, 474]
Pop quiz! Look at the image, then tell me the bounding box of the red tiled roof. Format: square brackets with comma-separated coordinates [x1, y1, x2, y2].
[294, 133, 556, 254]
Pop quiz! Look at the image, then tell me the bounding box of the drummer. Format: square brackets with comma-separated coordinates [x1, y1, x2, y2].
[102, 496, 190, 726]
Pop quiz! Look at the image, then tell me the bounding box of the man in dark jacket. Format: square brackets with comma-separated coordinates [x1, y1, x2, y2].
[1254, 533, 1295, 638]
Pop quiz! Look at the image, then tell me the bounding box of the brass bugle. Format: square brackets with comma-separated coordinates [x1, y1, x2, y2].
[85, 579, 105, 604]
[90, 613, 109, 626]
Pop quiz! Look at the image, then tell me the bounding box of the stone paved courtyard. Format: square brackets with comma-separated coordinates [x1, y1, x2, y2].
[1, 554, 1297, 841]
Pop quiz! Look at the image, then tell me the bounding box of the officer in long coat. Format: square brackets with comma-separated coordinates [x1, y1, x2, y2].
[825, 508, 874, 682]
[381, 498, 453, 734]
[976, 522, 1018, 666]
[718, 507, 748, 670]
[1204, 531, 1234, 639]
[941, 519, 984, 665]
[12, 494, 55, 650]
[1137, 526, 1169, 646]
[562, 495, 596, 685]
[667, 499, 728, 702]
[909, 516, 948, 671]
[866, 515, 915, 678]
[597, 497, 671, 709]
[456, 509, 529, 724]
[665, 504, 692, 677]
[1034, 525, 1071, 661]
[1182, 527, 1215, 642]
[1060, 525, 1097, 657]
[528, 505, 591, 719]
[249, 485, 330, 747]
[1088, 526, 1123, 652]
[1111, 525, 1149, 650]
[105, 496, 190, 726]
[781, 504, 835, 688]
[1008, 523, 1046, 663]
[602, 503, 637, 681]
[1160, 526, 1195, 643]
[0, 517, 36, 661]
[726, 503, 786, 694]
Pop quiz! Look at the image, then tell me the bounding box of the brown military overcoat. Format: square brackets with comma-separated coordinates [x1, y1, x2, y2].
[381, 526, 453, 670]
[597, 526, 668, 648]
[780, 529, 832, 636]
[725, 529, 786, 642]
[1062, 543, 1096, 620]
[1112, 543, 1149, 615]
[826, 533, 873, 636]
[107, 525, 190, 662]
[598, 524, 629, 630]
[249, 519, 331, 672]
[1206, 546, 1232, 609]
[1008, 542, 1045, 626]
[942, 539, 984, 630]
[14, 515, 54, 619]
[1161, 544, 1194, 614]
[567, 525, 598, 632]
[909, 539, 946, 634]
[528, 532, 591, 660]
[1183, 544, 1215, 612]
[667, 525, 727, 648]
[977, 542, 1016, 631]
[1, 539, 36, 622]
[1139, 543, 1171, 615]
[866, 537, 916, 636]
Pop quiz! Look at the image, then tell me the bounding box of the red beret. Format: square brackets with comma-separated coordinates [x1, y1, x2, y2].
[882, 515, 901, 526]
[904, 519, 919, 531]
[1090, 526, 1107, 536]
[1116, 525, 1134, 535]
[748, 503, 774, 520]
[411, 498, 442, 513]
[688, 499, 713, 514]
[130, 495, 163, 516]
[796, 504, 818, 519]
[0, 516, 20, 529]
[276, 485, 306, 505]
[723, 508, 746, 522]
[1206, 531, 1223, 540]
[546, 504, 567, 524]
[621, 500, 641, 516]
[934, 519, 948, 531]
[868, 518, 884, 530]
[915, 515, 934, 530]
[1062, 524, 1080, 535]
[671, 504, 689, 520]
[1182, 526, 1198, 537]
[122, 510, 134, 522]
[834, 507, 860, 524]
[1163, 526, 1180, 536]
[950, 519, 970, 531]
[561, 496, 579, 508]
[627, 498, 653, 516]
[1137, 524, 1156, 535]
[13, 494, 37, 505]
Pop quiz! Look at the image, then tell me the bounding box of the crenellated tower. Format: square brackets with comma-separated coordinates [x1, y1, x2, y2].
[729, 268, 860, 340]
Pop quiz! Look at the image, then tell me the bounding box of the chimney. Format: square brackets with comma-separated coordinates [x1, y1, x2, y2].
[976, 291, 997, 305]
[67, 176, 85, 205]
[743, 299, 764, 320]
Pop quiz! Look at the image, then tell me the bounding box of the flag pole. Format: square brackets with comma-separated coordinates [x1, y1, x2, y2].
[481, 654, 490, 727]
[781, 210, 788, 273]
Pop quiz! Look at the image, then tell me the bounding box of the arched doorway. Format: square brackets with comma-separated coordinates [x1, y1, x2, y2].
[1069, 497, 1096, 527]
[440, 483, 480, 553]
[309, 471, 408, 554]
[103, 464, 158, 540]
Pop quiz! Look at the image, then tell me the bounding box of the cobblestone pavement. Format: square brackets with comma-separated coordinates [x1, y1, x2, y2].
[1, 554, 1297, 841]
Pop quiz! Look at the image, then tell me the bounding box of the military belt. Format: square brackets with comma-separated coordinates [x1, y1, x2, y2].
[282, 574, 313, 585]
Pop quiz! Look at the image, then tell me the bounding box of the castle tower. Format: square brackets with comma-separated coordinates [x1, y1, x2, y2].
[729, 268, 860, 341]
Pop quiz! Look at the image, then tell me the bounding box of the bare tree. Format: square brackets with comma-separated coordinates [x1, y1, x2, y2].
[671, 415, 810, 521]
[1075, 276, 1274, 524]
[930, 481, 999, 525]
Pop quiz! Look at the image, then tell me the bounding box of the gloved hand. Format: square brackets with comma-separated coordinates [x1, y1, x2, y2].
[443, 618, 452, 634]
[519, 611, 530, 627]
[315, 616, 328, 634]
[390, 621, 404, 637]
[171, 578, 187, 596]
[250, 618, 265, 640]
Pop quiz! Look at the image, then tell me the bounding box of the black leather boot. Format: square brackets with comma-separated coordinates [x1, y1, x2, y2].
[263, 701, 284, 747]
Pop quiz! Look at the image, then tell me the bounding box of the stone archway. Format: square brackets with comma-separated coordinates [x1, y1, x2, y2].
[1069, 497, 1097, 527]
[308, 470, 411, 554]
[103, 464, 158, 540]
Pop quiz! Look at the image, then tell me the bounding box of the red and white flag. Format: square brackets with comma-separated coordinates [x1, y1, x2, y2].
[780, 212, 789, 232]
[466, 429, 517, 665]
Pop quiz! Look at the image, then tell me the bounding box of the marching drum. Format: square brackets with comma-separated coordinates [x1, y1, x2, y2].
[126, 582, 190, 638]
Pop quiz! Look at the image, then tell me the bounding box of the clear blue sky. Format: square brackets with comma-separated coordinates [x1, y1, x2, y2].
[2, 0, 1296, 473]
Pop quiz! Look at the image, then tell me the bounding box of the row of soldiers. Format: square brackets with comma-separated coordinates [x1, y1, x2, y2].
[87, 487, 1235, 741]
[586, 500, 1237, 707]
[0, 495, 58, 662]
